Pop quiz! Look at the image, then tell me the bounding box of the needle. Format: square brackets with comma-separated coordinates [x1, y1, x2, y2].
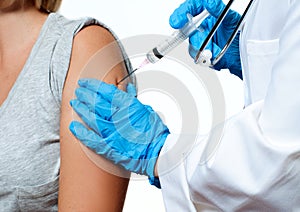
[117, 68, 139, 85]
[117, 58, 150, 85]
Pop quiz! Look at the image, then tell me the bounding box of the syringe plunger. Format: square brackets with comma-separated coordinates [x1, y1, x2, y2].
[146, 10, 209, 64]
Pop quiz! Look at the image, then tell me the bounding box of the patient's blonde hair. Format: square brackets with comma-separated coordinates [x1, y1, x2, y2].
[0, 0, 62, 12]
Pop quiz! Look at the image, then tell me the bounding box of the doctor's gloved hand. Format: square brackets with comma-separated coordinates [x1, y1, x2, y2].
[170, 0, 243, 79]
[69, 79, 170, 187]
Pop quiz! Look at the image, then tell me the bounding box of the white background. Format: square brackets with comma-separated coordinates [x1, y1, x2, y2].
[59, 0, 247, 211]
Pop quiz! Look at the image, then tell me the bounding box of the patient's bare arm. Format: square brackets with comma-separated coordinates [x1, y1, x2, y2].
[59, 25, 130, 211]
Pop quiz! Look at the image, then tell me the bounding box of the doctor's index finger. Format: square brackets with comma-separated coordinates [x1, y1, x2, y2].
[77, 78, 136, 110]
[169, 0, 205, 29]
[78, 78, 119, 101]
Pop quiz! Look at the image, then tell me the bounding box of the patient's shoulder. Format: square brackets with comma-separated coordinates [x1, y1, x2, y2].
[70, 24, 128, 87]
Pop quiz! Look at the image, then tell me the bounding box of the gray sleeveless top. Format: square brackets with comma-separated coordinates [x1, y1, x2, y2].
[0, 13, 131, 211]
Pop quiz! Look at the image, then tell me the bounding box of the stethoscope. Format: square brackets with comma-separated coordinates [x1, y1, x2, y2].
[195, 0, 254, 65]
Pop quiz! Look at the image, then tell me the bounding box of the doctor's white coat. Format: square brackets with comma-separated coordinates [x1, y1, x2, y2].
[158, 0, 300, 211]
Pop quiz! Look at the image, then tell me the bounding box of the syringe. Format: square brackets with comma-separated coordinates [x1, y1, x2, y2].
[117, 10, 210, 84]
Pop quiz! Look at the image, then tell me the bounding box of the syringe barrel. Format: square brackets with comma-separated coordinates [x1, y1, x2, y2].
[146, 31, 187, 63]
[146, 10, 209, 64]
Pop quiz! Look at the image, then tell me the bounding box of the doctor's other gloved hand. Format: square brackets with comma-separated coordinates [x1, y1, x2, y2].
[170, 0, 243, 79]
[69, 79, 170, 187]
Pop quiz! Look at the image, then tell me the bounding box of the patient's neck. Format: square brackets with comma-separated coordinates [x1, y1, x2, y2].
[0, 6, 47, 59]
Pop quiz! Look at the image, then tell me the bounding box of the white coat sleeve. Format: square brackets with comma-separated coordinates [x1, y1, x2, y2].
[158, 1, 300, 211]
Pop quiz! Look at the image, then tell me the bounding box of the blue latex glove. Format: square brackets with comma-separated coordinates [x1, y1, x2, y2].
[69, 79, 170, 187]
[170, 0, 243, 79]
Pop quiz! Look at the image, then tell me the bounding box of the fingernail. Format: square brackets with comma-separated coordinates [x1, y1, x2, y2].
[69, 122, 76, 135]
[169, 15, 180, 28]
[127, 83, 134, 90]
[127, 83, 137, 96]
[78, 79, 88, 86]
[70, 99, 75, 107]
